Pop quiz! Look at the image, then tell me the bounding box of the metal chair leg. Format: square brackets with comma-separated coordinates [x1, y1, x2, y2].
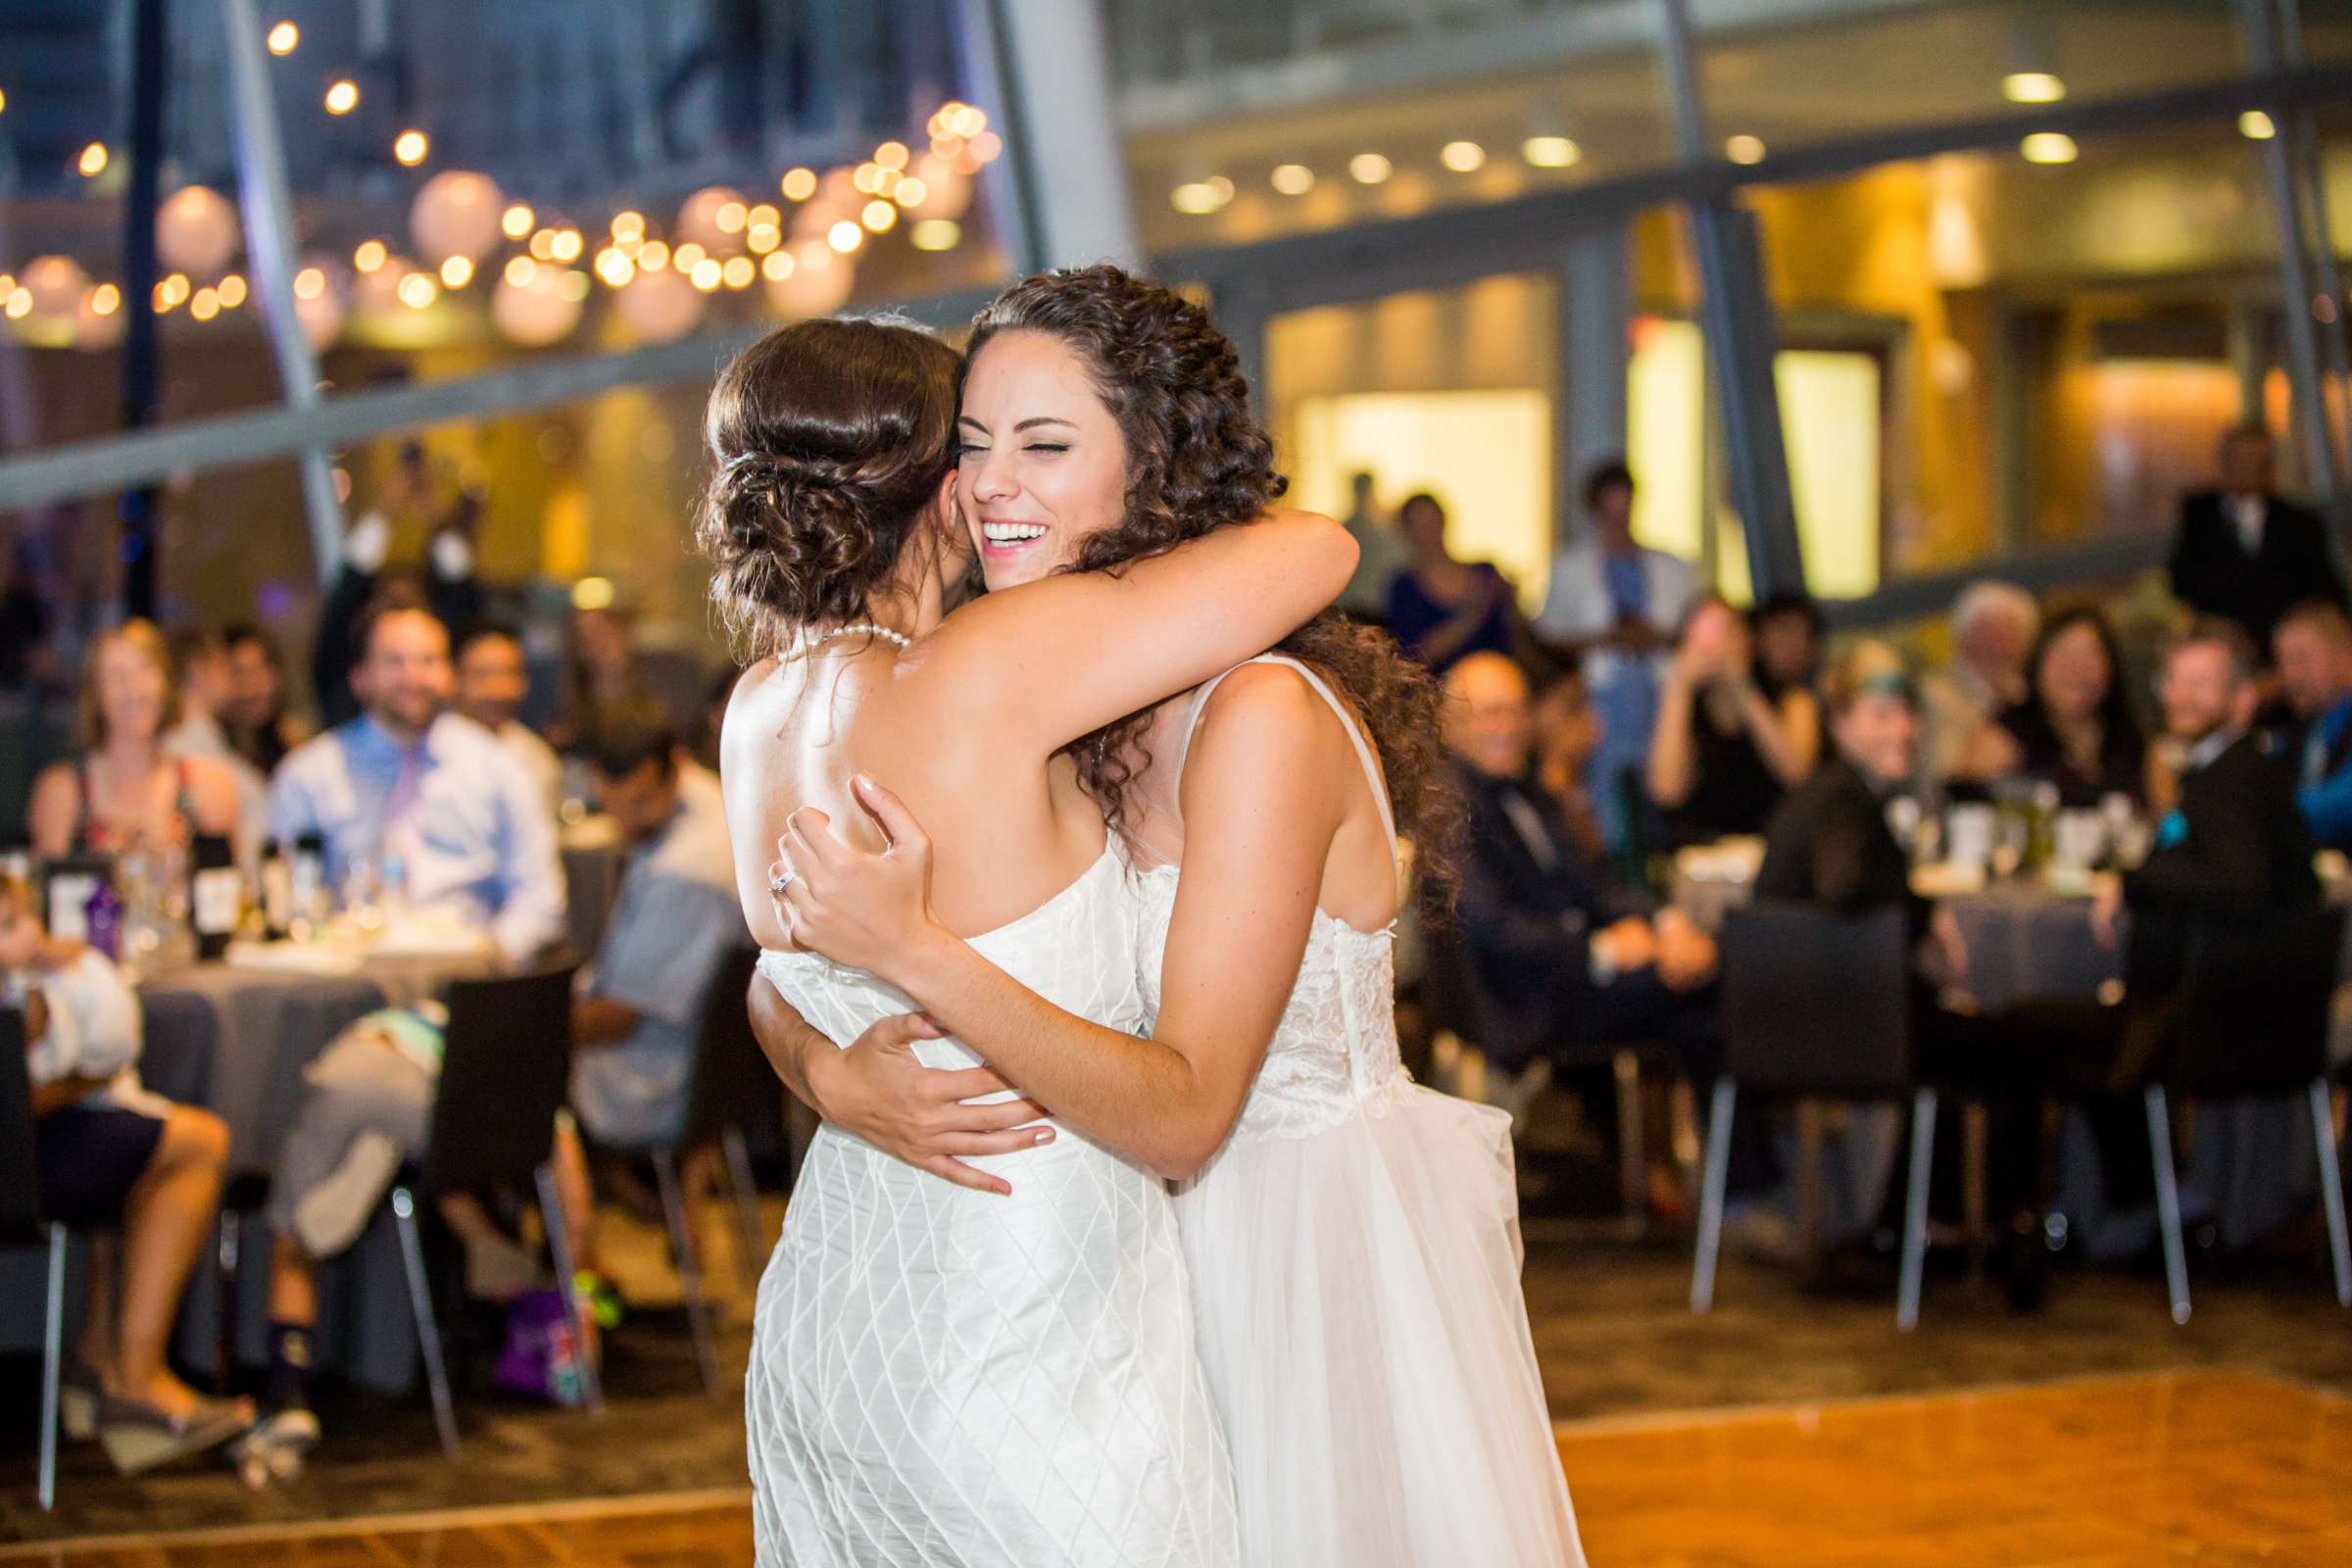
[39, 1224, 66, 1512]
[720, 1125, 767, 1298]
[1897, 1089, 1939, 1333]
[535, 1163, 605, 1412]
[214, 1210, 242, 1394]
[391, 1189, 461, 1460]
[654, 1147, 723, 1396]
[2145, 1086, 2191, 1325]
[1691, 1080, 1737, 1314]
[2308, 1080, 2351, 1307]
[1613, 1049, 1645, 1236]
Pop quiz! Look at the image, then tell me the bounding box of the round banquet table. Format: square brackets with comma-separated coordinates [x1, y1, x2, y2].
[0, 951, 495, 1392]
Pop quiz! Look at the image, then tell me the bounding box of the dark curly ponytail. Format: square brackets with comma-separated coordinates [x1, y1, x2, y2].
[697, 315, 961, 659]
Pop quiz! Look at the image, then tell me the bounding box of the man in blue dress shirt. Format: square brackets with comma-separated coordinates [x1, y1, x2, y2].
[268, 588, 565, 967]
[2274, 600, 2352, 853]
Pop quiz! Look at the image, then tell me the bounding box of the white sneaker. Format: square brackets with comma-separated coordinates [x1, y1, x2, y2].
[292, 1131, 403, 1257]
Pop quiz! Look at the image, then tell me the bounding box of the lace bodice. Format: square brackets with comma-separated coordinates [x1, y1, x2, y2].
[1137, 863, 1410, 1144]
[1133, 655, 1413, 1145]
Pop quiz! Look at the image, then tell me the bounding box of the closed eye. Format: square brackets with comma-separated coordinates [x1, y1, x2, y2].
[1024, 443, 1068, 455]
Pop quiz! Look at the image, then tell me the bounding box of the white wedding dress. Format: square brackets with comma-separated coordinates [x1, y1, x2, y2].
[1138, 657, 1586, 1568]
[751, 842, 1240, 1568]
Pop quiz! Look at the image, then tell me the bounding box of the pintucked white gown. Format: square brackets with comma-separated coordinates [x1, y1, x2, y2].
[1139, 657, 1587, 1568]
[751, 843, 1240, 1568]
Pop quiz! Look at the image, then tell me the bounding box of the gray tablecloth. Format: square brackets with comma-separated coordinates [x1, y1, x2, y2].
[1, 955, 486, 1392]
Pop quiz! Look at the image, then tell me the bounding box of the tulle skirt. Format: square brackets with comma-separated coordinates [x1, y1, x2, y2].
[1173, 1080, 1585, 1567]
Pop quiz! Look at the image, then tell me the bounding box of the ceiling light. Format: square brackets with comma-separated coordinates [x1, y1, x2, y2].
[1271, 163, 1315, 195]
[2001, 72, 2066, 105]
[1348, 152, 1392, 184]
[911, 220, 961, 251]
[2020, 131, 2079, 164]
[1522, 135, 1581, 170]
[266, 21, 298, 55]
[2239, 110, 2277, 140]
[1726, 134, 1767, 165]
[324, 79, 358, 115]
[1440, 141, 1486, 173]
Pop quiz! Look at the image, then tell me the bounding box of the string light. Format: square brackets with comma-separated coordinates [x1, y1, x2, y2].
[90, 283, 122, 316]
[217, 273, 248, 308]
[439, 255, 473, 288]
[861, 199, 897, 233]
[503, 204, 535, 239]
[354, 240, 387, 272]
[324, 79, 359, 115]
[77, 143, 110, 177]
[722, 256, 756, 289]
[827, 220, 862, 254]
[781, 168, 817, 201]
[190, 287, 220, 321]
[910, 220, 960, 252]
[393, 129, 429, 167]
[504, 256, 537, 287]
[294, 267, 326, 300]
[761, 250, 795, 281]
[266, 21, 298, 54]
[396, 271, 438, 309]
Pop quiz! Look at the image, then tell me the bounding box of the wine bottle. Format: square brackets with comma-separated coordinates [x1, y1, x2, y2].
[191, 834, 242, 960]
[261, 839, 294, 940]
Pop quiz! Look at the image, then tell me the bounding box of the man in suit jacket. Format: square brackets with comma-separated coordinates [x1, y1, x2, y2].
[1439, 654, 1716, 1093]
[2090, 620, 2323, 1073]
[2168, 424, 2346, 653]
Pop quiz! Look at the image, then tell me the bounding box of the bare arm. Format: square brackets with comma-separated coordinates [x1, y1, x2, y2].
[1744, 685, 1817, 787]
[744, 970, 1057, 1197]
[918, 510, 1356, 759]
[27, 764, 76, 859]
[774, 671, 1340, 1179]
[1647, 670, 1700, 808]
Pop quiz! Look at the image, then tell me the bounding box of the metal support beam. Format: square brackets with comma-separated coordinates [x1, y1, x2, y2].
[222, 0, 348, 586]
[1556, 225, 1632, 553]
[2272, 0, 2352, 490]
[982, 0, 1142, 271]
[2236, 0, 2349, 516]
[1657, 0, 1806, 598]
[119, 0, 169, 618]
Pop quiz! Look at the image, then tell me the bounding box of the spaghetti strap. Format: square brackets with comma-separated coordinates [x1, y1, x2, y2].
[1174, 655, 1397, 856]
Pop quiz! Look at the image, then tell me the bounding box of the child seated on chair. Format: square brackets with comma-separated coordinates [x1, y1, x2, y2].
[0, 873, 251, 1472]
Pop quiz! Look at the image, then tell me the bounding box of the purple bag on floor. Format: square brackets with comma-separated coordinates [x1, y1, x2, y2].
[493, 1287, 600, 1406]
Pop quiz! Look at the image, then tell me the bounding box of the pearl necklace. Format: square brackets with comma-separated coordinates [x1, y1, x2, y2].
[793, 621, 911, 657]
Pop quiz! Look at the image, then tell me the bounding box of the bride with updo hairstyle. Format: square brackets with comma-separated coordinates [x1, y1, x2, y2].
[761, 268, 1585, 1566]
[709, 308, 1355, 1565]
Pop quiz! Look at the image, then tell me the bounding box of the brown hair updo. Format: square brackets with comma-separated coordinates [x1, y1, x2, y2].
[697, 315, 961, 658]
[966, 266, 1455, 876]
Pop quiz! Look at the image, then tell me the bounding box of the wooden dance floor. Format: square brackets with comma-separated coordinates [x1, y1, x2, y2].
[13, 1371, 2348, 1567]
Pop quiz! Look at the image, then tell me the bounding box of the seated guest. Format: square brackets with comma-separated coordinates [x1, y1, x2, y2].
[1444, 653, 1717, 1100]
[1752, 589, 1825, 770]
[244, 997, 558, 1474]
[1647, 596, 1815, 848]
[551, 712, 745, 1266]
[1920, 580, 2037, 786]
[2169, 422, 2346, 653]
[166, 627, 270, 860]
[554, 599, 660, 759]
[2273, 600, 2352, 851]
[1531, 664, 1604, 860]
[220, 624, 308, 777]
[268, 589, 565, 967]
[1534, 460, 1696, 852]
[1, 874, 251, 1469]
[1989, 605, 2151, 808]
[27, 620, 244, 860]
[1386, 492, 1522, 674]
[455, 623, 564, 819]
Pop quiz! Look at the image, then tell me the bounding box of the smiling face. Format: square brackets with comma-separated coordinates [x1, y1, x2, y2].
[955, 328, 1131, 590]
[2036, 619, 2113, 723]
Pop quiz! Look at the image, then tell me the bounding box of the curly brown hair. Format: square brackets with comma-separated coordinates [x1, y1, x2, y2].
[696, 315, 961, 659]
[965, 266, 1456, 881]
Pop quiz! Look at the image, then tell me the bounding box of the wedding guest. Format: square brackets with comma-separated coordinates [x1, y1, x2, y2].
[268, 590, 564, 967]
[1338, 470, 1408, 621]
[1921, 580, 2038, 785]
[1443, 653, 1717, 1104]
[165, 627, 270, 858]
[3, 873, 251, 1469]
[1531, 664, 1605, 859]
[455, 623, 564, 820]
[27, 620, 243, 860]
[551, 712, 745, 1266]
[1386, 492, 1521, 674]
[1534, 460, 1696, 851]
[2275, 600, 2352, 850]
[220, 625, 309, 776]
[1991, 605, 2152, 808]
[2169, 423, 2346, 652]
[555, 600, 660, 759]
[1647, 596, 1815, 847]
